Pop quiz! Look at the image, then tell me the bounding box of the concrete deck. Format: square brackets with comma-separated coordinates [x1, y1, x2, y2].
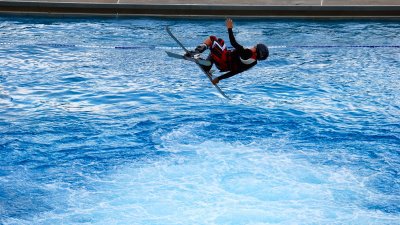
[0, 0, 399, 17]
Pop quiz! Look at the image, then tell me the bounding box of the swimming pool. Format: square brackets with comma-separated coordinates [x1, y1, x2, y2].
[1, 16, 399, 224]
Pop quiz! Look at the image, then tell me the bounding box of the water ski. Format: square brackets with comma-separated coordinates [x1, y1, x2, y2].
[165, 51, 211, 67]
[165, 26, 230, 100]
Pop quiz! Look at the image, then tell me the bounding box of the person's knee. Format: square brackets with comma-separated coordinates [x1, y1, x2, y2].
[204, 36, 214, 47]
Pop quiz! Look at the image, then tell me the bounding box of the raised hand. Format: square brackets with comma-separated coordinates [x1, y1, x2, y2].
[225, 18, 233, 29]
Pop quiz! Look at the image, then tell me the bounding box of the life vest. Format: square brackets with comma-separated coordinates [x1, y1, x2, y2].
[240, 51, 257, 65]
[209, 36, 230, 72]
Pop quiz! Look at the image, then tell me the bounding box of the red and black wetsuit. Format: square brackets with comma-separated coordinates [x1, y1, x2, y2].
[209, 28, 257, 81]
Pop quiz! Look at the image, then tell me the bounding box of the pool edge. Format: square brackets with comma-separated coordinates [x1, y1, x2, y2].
[0, 1, 400, 18]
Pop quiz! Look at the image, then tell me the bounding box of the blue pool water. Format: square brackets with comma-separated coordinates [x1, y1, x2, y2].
[1, 16, 399, 224]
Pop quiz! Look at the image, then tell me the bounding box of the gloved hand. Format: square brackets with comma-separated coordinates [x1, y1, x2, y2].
[212, 77, 220, 85]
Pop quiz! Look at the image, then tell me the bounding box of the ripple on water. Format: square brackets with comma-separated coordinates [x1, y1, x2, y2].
[0, 17, 399, 224]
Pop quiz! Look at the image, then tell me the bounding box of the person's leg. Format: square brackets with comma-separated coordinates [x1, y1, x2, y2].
[203, 36, 212, 48]
[191, 36, 214, 72]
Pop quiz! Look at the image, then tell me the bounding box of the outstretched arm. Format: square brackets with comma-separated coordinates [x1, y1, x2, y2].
[212, 71, 240, 85]
[212, 63, 256, 84]
[226, 18, 245, 51]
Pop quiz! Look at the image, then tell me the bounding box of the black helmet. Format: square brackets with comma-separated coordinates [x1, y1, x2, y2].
[256, 43, 269, 60]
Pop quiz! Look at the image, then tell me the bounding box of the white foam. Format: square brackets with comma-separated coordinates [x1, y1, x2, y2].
[24, 132, 399, 224]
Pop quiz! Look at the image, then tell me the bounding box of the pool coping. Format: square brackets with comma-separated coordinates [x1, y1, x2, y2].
[0, 1, 400, 18]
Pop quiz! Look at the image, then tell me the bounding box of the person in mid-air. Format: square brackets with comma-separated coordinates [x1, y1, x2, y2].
[186, 18, 269, 85]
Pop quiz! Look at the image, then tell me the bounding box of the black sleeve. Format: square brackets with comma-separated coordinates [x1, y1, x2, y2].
[228, 28, 244, 51]
[217, 70, 239, 81]
[217, 62, 257, 81]
[228, 28, 250, 59]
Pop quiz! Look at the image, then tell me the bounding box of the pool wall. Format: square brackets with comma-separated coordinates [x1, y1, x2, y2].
[0, 0, 400, 18]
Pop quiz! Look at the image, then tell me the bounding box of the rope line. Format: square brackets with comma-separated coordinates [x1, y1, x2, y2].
[1, 42, 399, 50]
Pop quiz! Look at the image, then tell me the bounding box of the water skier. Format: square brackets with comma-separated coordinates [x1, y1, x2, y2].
[186, 18, 269, 85]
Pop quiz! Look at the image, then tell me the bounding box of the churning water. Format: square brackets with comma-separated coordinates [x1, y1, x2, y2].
[0, 16, 399, 224]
